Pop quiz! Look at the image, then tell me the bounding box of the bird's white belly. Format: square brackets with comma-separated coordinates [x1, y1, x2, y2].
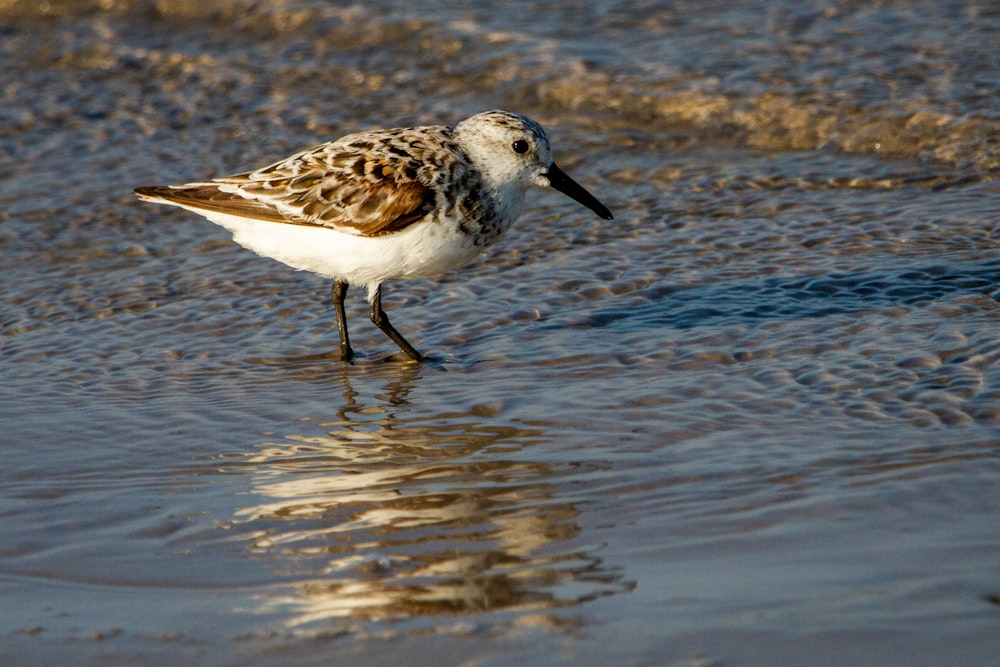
[200, 209, 483, 293]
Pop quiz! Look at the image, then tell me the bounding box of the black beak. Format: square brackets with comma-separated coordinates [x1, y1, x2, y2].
[546, 163, 613, 220]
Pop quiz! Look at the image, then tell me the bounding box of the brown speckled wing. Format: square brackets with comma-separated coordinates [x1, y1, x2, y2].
[134, 184, 291, 223]
[143, 126, 458, 237]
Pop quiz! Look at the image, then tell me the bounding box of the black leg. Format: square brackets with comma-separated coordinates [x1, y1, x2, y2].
[369, 284, 424, 361]
[331, 280, 353, 360]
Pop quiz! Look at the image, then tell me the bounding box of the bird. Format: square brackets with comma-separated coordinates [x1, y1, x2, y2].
[134, 110, 613, 361]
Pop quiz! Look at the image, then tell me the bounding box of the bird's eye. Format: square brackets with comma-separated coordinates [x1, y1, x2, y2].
[511, 139, 530, 154]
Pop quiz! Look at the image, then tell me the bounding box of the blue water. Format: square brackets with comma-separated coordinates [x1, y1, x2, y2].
[1, 1, 998, 665]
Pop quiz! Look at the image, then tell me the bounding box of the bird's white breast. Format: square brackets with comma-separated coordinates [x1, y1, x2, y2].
[199, 208, 485, 298]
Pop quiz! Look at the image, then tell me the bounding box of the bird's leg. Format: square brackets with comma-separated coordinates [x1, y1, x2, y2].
[369, 284, 424, 361]
[331, 280, 353, 360]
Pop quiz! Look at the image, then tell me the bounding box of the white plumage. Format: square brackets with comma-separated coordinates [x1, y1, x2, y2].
[135, 110, 612, 361]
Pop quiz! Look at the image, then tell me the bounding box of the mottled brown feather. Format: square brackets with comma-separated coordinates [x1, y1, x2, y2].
[134, 185, 290, 224]
[136, 127, 455, 237]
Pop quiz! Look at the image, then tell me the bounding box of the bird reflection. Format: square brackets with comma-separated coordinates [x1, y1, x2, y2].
[219, 364, 630, 630]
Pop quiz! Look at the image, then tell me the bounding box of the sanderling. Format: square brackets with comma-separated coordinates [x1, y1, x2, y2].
[135, 110, 612, 361]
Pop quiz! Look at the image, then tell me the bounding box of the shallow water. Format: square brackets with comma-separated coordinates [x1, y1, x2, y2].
[2, 1, 999, 665]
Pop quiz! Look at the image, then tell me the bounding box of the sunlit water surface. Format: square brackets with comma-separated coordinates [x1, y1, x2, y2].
[2, 1, 998, 665]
